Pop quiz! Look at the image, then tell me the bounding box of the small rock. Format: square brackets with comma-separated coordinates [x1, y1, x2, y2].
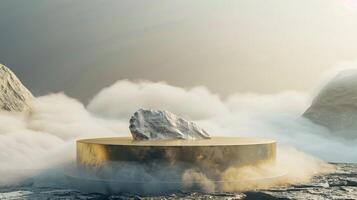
[129, 109, 210, 140]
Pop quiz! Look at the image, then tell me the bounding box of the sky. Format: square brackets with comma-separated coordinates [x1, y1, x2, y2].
[1, 0, 357, 103]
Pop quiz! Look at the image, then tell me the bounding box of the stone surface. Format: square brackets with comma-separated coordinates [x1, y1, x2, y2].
[0, 64, 33, 112]
[129, 109, 210, 140]
[303, 70, 357, 138]
[1, 163, 356, 199]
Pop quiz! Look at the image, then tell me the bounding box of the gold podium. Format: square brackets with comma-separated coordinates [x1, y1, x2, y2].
[77, 137, 276, 174]
[74, 137, 277, 193]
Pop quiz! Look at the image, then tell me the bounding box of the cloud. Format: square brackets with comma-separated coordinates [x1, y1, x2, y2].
[87, 80, 228, 120]
[27, 93, 124, 140]
[0, 93, 127, 172]
[1, 74, 357, 192]
[226, 91, 309, 115]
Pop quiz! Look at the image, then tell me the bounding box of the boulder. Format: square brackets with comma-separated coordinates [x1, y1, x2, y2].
[0, 64, 33, 112]
[129, 109, 210, 140]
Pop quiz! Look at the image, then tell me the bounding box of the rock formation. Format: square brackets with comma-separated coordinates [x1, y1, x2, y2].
[303, 69, 357, 138]
[0, 64, 33, 112]
[129, 109, 210, 140]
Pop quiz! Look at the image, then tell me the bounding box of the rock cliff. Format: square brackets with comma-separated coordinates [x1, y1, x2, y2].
[0, 64, 33, 112]
[303, 69, 357, 138]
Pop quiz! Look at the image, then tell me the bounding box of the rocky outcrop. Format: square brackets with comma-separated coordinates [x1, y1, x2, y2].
[129, 109, 210, 140]
[303, 70, 357, 138]
[0, 64, 33, 112]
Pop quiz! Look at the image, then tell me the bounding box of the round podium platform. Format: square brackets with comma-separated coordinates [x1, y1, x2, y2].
[75, 137, 277, 193]
[77, 137, 276, 171]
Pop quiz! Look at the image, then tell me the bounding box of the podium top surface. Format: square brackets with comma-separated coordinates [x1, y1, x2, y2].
[77, 137, 275, 146]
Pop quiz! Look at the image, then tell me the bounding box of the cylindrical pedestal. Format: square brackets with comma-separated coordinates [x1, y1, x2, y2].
[77, 137, 275, 172]
[74, 137, 277, 194]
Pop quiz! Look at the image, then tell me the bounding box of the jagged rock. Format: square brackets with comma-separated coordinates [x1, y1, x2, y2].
[0, 64, 33, 112]
[129, 109, 210, 140]
[303, 70, 357, 138]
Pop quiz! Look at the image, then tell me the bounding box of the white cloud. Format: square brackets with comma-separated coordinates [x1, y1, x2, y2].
[87, 80, 228, 120]
[1, 74, 357, 190]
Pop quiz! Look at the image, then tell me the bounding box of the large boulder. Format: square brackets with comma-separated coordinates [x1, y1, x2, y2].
[0, 64, 33, 112]
[129, 109, 210, 140]
[303, 69, 357, 138]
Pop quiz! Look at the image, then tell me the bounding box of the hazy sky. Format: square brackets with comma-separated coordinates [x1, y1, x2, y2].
[1, 0, 357, 102]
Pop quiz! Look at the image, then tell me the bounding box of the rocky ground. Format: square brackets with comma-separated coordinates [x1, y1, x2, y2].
[0, 163, 356, 200]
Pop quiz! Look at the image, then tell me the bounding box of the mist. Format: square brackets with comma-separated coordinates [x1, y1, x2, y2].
[0, 68, 356, 192]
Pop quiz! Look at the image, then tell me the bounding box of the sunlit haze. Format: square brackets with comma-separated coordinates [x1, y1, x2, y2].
[1, 0, 357, 102]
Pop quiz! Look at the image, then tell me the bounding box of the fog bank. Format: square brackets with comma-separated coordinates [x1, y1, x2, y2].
[1, 71, 357, 191]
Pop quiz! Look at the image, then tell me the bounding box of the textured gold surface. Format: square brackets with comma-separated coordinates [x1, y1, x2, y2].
[78, 137, 275, 146]
[77, 137, 276, 173]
